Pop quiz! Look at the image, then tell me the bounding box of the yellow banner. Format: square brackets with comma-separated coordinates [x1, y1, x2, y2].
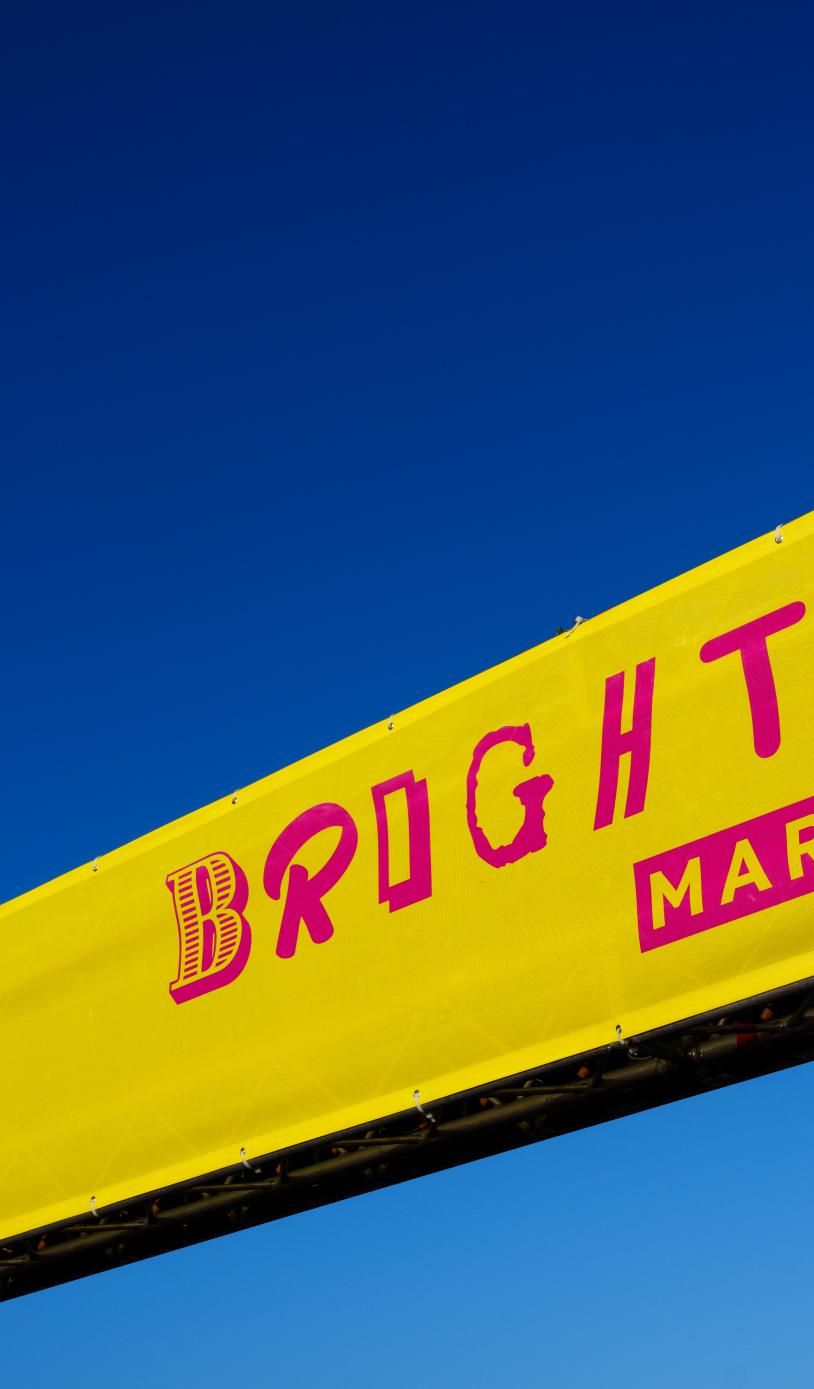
[4, 515, 814, 1240]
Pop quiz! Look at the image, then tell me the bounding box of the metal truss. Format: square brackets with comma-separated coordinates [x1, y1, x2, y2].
[4, 977, 814, 1301]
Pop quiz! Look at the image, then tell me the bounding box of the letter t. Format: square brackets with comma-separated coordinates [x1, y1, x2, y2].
[700, 602, 805, 758]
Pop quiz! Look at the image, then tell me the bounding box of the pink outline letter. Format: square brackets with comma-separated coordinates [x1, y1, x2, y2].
[371, 770, 432, 912]
[700, 602, 805, 758]
[593, 658, 656, 831]
[264, 803, 358, 959]
[466, 724, 554, 868]
[167, 852, 252, 1004]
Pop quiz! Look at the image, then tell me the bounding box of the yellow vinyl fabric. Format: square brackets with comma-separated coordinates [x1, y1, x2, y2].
[3, 514, 814, 1240]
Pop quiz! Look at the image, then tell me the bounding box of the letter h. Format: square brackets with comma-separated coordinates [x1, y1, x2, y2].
[593, 658, 656, 830]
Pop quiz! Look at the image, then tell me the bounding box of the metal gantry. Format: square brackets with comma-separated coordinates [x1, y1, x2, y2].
[3, 978, 814, 1300]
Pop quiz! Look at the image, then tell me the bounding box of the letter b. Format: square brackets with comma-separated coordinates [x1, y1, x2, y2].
[167, 852, 252, 1004]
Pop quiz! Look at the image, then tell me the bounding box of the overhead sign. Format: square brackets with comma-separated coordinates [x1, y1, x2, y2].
[3, 515, 814, 1243]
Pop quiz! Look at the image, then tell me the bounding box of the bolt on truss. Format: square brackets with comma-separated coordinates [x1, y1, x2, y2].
[4, 977, 814, 1301]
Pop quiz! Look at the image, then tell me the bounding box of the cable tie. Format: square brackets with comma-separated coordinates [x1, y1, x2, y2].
[413, 1088, 437, 1126]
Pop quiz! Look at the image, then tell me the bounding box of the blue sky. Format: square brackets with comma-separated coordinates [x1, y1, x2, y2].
[2, 2, 813, 1382]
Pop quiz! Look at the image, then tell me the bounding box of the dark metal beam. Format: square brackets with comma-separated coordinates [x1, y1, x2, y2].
[3, 977, 814, 1302]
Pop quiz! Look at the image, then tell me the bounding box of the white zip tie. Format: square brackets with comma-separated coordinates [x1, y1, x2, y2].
[775, 524, 784, 544]
[564, 615, 586, 637]
[413, 1088, 437, 1126]
[240, 1146, 261, 1174]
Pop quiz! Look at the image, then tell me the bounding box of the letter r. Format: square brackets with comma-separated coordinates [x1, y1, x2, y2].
[264, 803, 358, 959]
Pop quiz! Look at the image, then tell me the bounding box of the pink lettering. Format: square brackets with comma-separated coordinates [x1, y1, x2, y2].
[593, 658, 656, 830]
[167, 852, 251, 1004]
[635, 794, 814, 952]
[466, 725, 553, 868]
[371, 770, 432, 911]
[264, 803, 358, 959]
[700, 602, 805, 758]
